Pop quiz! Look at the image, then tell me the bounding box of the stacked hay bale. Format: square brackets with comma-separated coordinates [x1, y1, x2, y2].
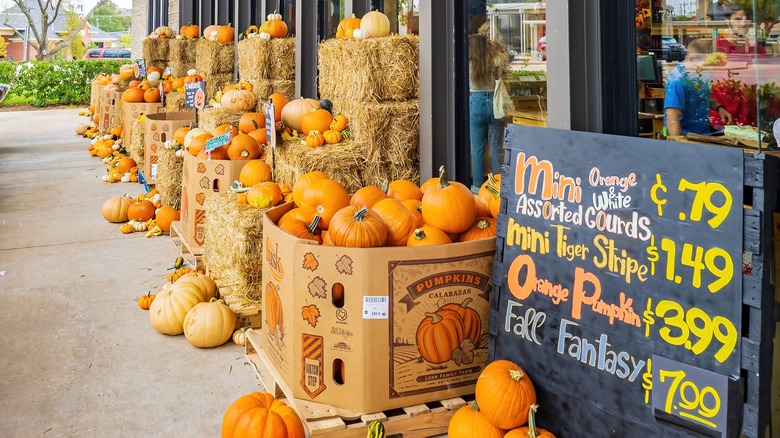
[128, 118, 145, 168]
[156, 148, 183, 206]
[318, 35, 420, 185]
[272, 138, 365, 194]
[237, 37, 295, 101]
[198, 108, 245, 133]
[169, 39, 199, 78]
[142, 38, 170, 71]
[195, 40, 235, 100]
[164, 92, 188, 113]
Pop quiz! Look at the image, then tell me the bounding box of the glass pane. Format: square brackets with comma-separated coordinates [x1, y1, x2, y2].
[637, 0, 779, 148]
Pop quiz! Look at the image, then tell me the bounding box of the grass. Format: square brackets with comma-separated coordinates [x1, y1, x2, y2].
[1, 95, 34, 105]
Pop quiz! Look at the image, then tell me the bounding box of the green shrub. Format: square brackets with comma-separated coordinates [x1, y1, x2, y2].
[0, 60, 124, 106]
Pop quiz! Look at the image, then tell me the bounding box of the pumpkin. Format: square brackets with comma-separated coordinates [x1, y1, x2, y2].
[264, 282, 284, 338]
[175, 272, 217, 302]
[447, 402, 504, 438]
[187, 133, 213, 156]
[401, 199, 424, 227]
[416, 309, 464, 364]
[149, 282, 204, 335]
[387, 179, 423, 201]
[350, 185, 387, 208]
[352, 28, 370, 39]
[143, 87, 161, 103]
[173, 126, 190, 145]
[259, 16, 288, 38]
[119, 223, 135, 233]
[122, 87, 145, 103]
[371, 198, 417, 246]
[327, 205, 388, 248]
[118, 63, 135, 80]
[439, 298, 482, 345]
[247, 128, 268, 148]
[421, 165, 476, 234]
[102, 196, 134, 223]
[475, 360, 537, 429]
[336, 14, 361, 38]
[474, 195, 491, 218]
[300, 109, 333, 135]
[222, 392, 305, 438]
[304, 131, 325, 147]
[291, 170, 328, 206]
[238, 159, 272, 187]
[268, 93, 289, 122]
[407, 226, 451, 247]
[478, 173, 502, 219]
[279, 216, 322, 243]
[221, 89, 257, 111]
[246, 183, 277, 209]
[280, 97, 320, 133]
[322, 128, 342, 144]
[183, 127, 208, 148]
[367, 420, 386, 438]
[278, 207, 316, 227]
[137, 291, 156, 310]
[227, 133, 261, 160]
[127, 199, 155, 222]
[505, 404, 557, 438]
[232, 327, 248, 346]
[459, 217, 496, 242]
[239, 112, 263, 134]
[211, 123, 238, 138]
[215, 24, 235, 43]
[183, 298, 236, 348]
[197, 146, 230, 160]
[155, 202, 181, 233]
[155, 25, 173, 38]
[360, 10, 390, 37]
[297, 178, 350, 229]
[116, 157, 137, 174]
[330, 113, 348, 132]
[180, 23, 199, 39]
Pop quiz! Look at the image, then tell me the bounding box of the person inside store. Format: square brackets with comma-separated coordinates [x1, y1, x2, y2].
[715, 5, 767, 54]
[664, 38, 734, 137]
[468, 33, 506, 194]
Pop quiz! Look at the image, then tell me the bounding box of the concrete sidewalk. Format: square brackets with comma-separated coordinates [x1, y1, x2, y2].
[0, 109, 260, 437]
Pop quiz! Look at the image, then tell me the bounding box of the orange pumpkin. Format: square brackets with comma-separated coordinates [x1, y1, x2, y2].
[143, 87, 161, 103]
[300, 109, 333, 136]
[215, 24, 235, 44]
[478, 173, 502, 219]
[222, 392, 304, 438]
[475, 360, 537, 429]
[211, 124, 238, 138]
[458, 217, 496, 242]
[197, 146, 230, 160]
[246, 183, 278, 209]
[297, 178, 350, 230]
[349, 185, 387, 208]
[155, 203, 181, 233]
[407, 226, 451, 247]
[220, 89, 256, 111]
[127, 199, 156, 222]
[259, 18, 288, 38]
[336, 14, 361, 38]
[179, 23, 199, 39]
[504, 404, 557, 438]
[116, 157, 137, 173]
[371, 198, 417, 246]
[291, 170, 328, 206]
[173, 126, 190, 145]
[447, 402, 504, 438]
[238, 160, 272, 187]
[402, 199, 424, 228]
[268, 93, 288, 122]
[278, 207, 316, 228]
[387, 179, 423, 201]
[227, 133, 261, 160]
[279, 216, 322, 243]
[421, 165, 475, 234]
[280, 97, 320, 133]
[330, 113, 348, 132]
[122, 87, 145, 103]
[247, 128, 268, 148]
[187, 133, 213, 156]
[239, 112, 264, 134]
[327, 205, 388, 248]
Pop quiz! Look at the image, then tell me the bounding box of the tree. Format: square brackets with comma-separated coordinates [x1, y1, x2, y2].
[0, 36, 8, 58]
[3, 0, 109, 61]
[63, 5, 85, 60]
[88, 1, 130, 32]
[117, 33, 130, 48]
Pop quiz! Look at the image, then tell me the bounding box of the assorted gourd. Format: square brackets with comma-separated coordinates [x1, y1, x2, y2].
[101, 189, 180, 238]
[336, 10, 391, 39]
[147, 23, 236, 44]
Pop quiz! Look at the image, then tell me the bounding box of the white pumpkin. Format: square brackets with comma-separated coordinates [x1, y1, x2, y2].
[183, 128, 209, 149]
[149, 282, 204, 335]
[352, 28, 370, 39]
[183, 299, 236, 348]
[360, 10, 390, 37]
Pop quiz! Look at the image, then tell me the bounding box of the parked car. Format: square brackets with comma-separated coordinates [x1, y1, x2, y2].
[83, 48, 131, 60]
[660, 36, 686, 61]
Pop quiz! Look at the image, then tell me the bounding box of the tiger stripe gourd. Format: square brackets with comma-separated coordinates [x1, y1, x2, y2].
[366, 420, 385, 438]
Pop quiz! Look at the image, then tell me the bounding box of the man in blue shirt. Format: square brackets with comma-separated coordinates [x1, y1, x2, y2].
[664, 38, 733, 136]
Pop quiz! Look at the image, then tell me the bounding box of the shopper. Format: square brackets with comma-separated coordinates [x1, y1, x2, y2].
[468, 33, 505, 194]
[664, 38, 733, 136]
[715, 6, 766, 54]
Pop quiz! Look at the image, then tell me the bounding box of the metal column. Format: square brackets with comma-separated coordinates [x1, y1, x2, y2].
[260, 0, 279, 20]
[295, 0, 318, 98]
[345, 0, 371, 18]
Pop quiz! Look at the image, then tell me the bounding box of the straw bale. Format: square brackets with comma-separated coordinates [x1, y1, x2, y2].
[142, 38, 170, 66]
[128, 118, 145, 168]
[248, 79, 295, 101]
[318, 35, 418, 103]
[196, 40, 235, 75]
[203, 73, 234, 101]
[169, 39, 199, 77]
[272, 138, 365, 193]
[156, 148, 183, 206]
[237, 38, 271, 81]
[203, 191, 266, 303]
[334, 99, 419, 155]
[199, 107, 245, 133]
[163, 91, 188, 113]
[269, 37, 295, 80]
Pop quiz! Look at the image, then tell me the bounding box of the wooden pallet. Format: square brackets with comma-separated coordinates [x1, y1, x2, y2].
[169, 221, 203, 270]
[215, 281, 262, 330]
[244, 329, 465, 438]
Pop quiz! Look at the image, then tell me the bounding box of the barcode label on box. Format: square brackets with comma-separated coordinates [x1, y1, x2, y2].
[362, 296, 388, 319]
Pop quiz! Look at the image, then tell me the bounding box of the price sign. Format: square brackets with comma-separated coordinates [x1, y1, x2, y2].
[205, 131, 231, 153]
[264, 102, 276, 149]
[185, 81, 206, 110]
[492, 126, 744, 437]
[159, 82, 165, 107]
[136, 59, 146, 78]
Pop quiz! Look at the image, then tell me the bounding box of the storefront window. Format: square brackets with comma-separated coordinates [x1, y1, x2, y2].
[636, 0, 779, 147]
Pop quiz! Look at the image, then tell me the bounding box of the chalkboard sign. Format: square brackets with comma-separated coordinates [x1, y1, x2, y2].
[490, 126, 744, 437]
[264, 102, 276, 149]
[136, 59, 146, 79]
[184, 81, 206, 110]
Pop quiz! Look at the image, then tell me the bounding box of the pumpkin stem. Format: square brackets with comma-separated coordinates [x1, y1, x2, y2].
[437, 165, 450, 188]
[425, 311, 443, 324]
[251, 119, 259, 130]
[476, 219, 490, 230]
[470, 400, 481, 411]
[353, 206, 370, 222]
[173, 198, 181, 210]
[413, 228, 427, 241]
[307, 215, 321, 234]
[527, 404, 540, 437]
[508, 368, 526, 382]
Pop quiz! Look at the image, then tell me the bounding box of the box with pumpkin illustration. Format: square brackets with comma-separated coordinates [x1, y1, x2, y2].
[144, 112, 195, 183]
[260, 202, 495, 414]
[98, 86, 124, 133]
[180, 153, 247, 251]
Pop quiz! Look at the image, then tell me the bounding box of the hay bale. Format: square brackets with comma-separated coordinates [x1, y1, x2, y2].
[142, 38, 170, 66]
[128, 118, 145, 168]
[248, 79, 295, 101]
[272, 138, 365, 193]
[203, 191, 265, 304]
[196, 40, 235, 75]
[203, 72, 234, 101]
[156, 147, 183, 206]
[269, 37, 295, 80]
[169, 39, 199, 77]
[164, 91, 189, 113]
[318, 35, 419, 102]
[199, 107, 245, 133]
[238, 37, 295, 81]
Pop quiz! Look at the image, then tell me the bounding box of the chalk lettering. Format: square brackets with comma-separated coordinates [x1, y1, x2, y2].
[588, 167, 637, 192]
[505, 217, 551, 254]
[592, 234, 649, 284]
[571, 267, 643, 327]
[584, 208, 652, 241]
[557, 319, 646, 382]
[514, 153, 582, 202]
[507, 255, 569, 304]
[551, 224, 589, 261]
[504, 300, 546, 344]
[591, 187, 632, 210]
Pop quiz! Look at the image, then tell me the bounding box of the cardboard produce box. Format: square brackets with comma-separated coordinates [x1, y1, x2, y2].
[98, 87, 124, 133]
[261, 203, 495, 414]
[180, 154, 247, 250]
[89, 80, 105, 113]
[122, 102, 162, 158]
[144, 112, 195, 183]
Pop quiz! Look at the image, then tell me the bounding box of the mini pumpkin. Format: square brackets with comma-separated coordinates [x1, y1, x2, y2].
[137, 291, 156, 310]
[336, 14, 361, 38]
[232, 327, 249, 346]
[322, 128, 342, 144]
